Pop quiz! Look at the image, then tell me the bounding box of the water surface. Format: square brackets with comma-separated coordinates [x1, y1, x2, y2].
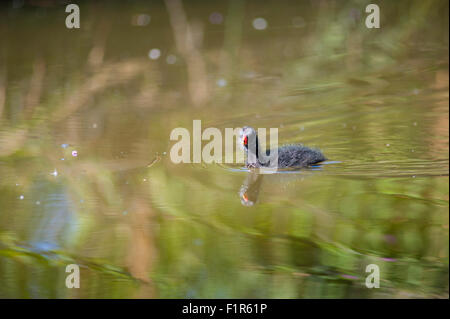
[0, 0, 448, 298]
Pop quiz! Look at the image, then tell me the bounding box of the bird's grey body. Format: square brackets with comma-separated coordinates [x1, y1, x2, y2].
[270, 144, 326, 168]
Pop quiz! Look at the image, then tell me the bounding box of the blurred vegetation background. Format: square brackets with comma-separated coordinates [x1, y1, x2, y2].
[0, 0, 448, 298]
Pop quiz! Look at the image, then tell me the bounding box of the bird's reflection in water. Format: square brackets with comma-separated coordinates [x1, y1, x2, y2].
[239, 171, 263, 206]
[238, 164, 330, 206]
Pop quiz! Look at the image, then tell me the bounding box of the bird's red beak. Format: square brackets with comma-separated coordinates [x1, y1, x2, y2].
[242, 135, 248, 146]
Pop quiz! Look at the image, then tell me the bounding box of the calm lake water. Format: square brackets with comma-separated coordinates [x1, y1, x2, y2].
[0, 0, 448, 298]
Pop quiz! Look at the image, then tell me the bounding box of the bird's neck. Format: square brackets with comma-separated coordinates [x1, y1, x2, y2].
[247, 136, 262, 165]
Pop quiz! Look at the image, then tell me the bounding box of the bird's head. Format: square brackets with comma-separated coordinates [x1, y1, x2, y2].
[239, 126, 257, 151]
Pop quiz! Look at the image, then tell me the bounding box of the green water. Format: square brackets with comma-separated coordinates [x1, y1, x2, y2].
[0, 0, 448, 298]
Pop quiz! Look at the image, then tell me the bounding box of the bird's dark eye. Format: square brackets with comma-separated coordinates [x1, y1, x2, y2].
[243, 136, 248, 146]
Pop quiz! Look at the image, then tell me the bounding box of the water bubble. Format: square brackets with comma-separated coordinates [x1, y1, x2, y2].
[19, 195, 24, 200]
[384, 234, 397, 244]
[72, 150, 78, 157]
[132, 14, 151, 26]
[348, 8, 361, 23]
[166, 54, 177, 64]
[50, 169, 58, 177]
[209, 12, 223, 24]
[252, 17, 268, 30]
[61, 143, 69, 149]
[148, 48, 161, 60]
[216, 78, 227, 87]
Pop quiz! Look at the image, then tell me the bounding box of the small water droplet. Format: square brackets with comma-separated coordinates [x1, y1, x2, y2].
[216, 78, 227, 87]
[72, 150, 78, 157]
[132, 13, 151, 26]
[166, 54, 177, 64]
[19, 195, 24, 200]
[209, 12, 223, 24]
[252, 17, 268, 30]
[148, 48, 161, 60]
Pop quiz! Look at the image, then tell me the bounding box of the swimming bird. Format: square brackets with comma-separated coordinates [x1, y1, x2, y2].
[240, 126, 326, 168]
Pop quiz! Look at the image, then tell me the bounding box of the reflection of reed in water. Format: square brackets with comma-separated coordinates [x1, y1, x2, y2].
[165, 0, 210, 106]
[239, 172, 263, 206]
